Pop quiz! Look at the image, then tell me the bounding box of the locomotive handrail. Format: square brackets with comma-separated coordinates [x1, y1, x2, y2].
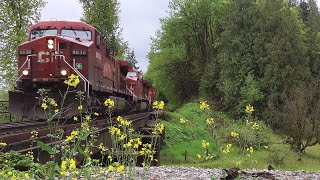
[127, 87, 137, 101]
[145, 95, 151, 104]
[55, 55, 90, 97]
[12, 54, 36, 84]
[72, 58, 90, 97]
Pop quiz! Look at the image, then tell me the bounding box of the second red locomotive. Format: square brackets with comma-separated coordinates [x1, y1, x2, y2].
[9, 20, 156, 119]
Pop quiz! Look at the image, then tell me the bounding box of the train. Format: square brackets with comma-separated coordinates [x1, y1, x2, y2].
[9, 20, 157, 119]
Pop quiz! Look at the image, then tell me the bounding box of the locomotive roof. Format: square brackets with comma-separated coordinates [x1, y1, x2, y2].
[29, 21, 96, 32]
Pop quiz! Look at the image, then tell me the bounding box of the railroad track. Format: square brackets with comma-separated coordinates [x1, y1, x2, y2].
[0, 112, 152, 155]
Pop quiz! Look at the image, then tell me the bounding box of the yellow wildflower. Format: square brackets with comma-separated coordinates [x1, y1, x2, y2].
[197, 154, 202, 159]
[108, 165, 114, 172]
[54, 109, 59, 113]
[104, 98, 115, 108]
[60, 171, 66, 176]
[41, 103, 48, 110]
[64, 74, 80, 87]
[206, 118, 215, 125]
[61, 160, 67, 170]
[252, 122, 259, 130]
[119, 134, 126, 141]
[78, 105, 83, 110]
[245, 104, 254, 114]
[201, 140, 209, 149]
[200, 101, 209, 110]
[230, 131, 239, 138]
[24, 173, 29, 179]
[235, 161, 242, 166]
[71, 130, 78, 137]
[223, 144, 232, 154]
[179, 118, 187, 124]
[246, 146, 254, 154]
[152, 123, 165, 134]
[116, 165, 125, 174]
[0, 142, 7, 147]
[94, 112, 99, 116]
[73, 116, 78, 121]
[153, 100, 165, 110]
[48, 98, 58, 106]
[69, 159, 76, 170]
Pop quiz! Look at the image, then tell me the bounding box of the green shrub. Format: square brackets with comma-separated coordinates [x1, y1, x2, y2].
[220, 119, 271, 150]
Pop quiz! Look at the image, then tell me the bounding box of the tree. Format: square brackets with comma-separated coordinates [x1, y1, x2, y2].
[126, 50, 138, 69]
[0, 0, 45, 89]
[273, 83, 320, 153]
[79, 0, 127, 58]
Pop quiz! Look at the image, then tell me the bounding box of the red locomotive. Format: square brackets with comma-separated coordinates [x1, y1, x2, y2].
[9, 20, 157, 119]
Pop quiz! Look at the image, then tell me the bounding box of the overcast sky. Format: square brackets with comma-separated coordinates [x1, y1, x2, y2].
[40, 0, 170, 73]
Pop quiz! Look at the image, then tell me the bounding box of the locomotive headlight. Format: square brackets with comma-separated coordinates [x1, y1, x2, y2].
[22, 70, 29, 76]
[47, 39, 54, 49]
[60, 70, 67, 76]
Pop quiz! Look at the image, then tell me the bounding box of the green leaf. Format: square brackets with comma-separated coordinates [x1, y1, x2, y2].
[36, 140, 54, 154]
[78, 146, 85, 156]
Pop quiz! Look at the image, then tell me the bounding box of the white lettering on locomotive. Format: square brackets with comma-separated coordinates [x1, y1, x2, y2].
[38, 51, 53, 63]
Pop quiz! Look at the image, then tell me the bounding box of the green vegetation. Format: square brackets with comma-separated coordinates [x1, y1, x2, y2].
[0, 0, 46, 88]
[160, 102, 320, 171]
[146, 0, 320, 154]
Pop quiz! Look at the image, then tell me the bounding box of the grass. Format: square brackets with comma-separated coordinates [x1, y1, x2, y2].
[160, 102, 320, 171]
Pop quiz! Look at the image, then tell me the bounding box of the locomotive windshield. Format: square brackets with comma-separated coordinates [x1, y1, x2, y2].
[61, 29, 92, 40]
[30, 29, 58, 39]
[127, 72, 137, 77]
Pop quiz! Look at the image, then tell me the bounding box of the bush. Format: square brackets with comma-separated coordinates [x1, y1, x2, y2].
[220, 119, 271, 150]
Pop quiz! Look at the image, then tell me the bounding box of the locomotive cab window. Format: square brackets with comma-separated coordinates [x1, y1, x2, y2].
[30, 29, 58, 40]
[127, 72, 137, 77]
[61, 29, 92, 40]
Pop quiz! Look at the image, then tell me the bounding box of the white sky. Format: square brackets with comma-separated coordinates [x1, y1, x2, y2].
[40, 0, 170, 73]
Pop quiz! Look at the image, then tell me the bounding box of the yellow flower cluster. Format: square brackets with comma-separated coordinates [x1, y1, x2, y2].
[60, 159, 77, 176]
[139, 143, 153, 158]
[107, 163, 125, 174]
[0, 142, 7, 147]
[246, 146, 254, 155]
[104, 98, 115, 109]
[110, 127, 121, 136]
[223, 144, 232, 154]
[200, 101, 209, 110]
[81, 122, 90, 132]
[179, 118, 187, 124]
[230, 130, 239, 138]
[30, 130, 39, 139]
[152, 123, 164, 134]
[205, 154, 214, 161]
[245, 104, 254, 114]
[252, 122, 259, 130]
[64, 74, 80, 87]
[98, 143, 108, 153]
[201, 140, 209, 149]
[206, 118, 215, 125]
[65, 130, 78, 142]
[117, 116, 131, 127]
[78, 105, 83, 110]
[47, 98, 58, 107]
[153, 101, 165, 110]
[41, 103, 48, 110]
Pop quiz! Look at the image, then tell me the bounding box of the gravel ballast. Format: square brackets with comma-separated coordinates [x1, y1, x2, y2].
[133, 166, 320, 180]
